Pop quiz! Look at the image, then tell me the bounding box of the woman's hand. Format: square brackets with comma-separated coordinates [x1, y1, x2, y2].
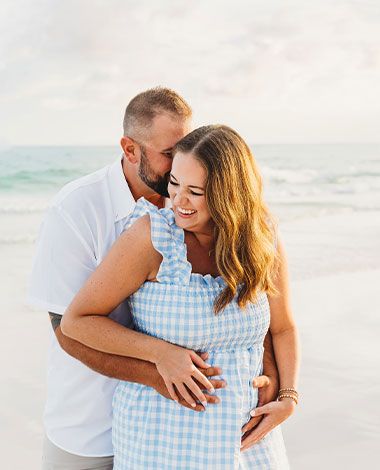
[241, 398, 296, 452]
[154, 343, 215, 408]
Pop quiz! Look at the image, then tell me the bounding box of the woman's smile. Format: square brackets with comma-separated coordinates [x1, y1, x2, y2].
[176, 206, 197, 217]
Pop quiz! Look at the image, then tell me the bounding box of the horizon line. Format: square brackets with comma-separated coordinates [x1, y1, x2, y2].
[2, 141, 380, 148]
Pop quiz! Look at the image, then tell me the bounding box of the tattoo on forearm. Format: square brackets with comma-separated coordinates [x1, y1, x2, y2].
[49, 312, 62, 331]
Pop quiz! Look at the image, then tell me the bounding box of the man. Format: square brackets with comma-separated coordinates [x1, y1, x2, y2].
[28, 87, 277, 469]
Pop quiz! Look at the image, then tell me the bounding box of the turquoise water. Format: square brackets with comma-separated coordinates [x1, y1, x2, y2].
[0, 144, 379, 244]
[0, 146, 116, 193]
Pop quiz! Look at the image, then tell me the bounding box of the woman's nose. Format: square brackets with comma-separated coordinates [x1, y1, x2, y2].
[173, 188, 187, 206]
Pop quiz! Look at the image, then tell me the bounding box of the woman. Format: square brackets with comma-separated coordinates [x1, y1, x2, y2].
[62, 125, 299, 469]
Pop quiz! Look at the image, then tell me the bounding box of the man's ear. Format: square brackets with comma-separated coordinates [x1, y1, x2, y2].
[120, 136, 138, 164]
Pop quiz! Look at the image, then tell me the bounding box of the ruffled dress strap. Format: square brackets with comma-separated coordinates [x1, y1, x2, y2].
[124, 197, 192, 285]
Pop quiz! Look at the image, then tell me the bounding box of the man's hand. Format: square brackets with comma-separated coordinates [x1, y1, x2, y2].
[255, 373, 279, 409]
[241, 373, 279, 440]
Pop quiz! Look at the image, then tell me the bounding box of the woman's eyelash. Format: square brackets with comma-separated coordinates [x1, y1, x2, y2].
[169, 180, 203, 196]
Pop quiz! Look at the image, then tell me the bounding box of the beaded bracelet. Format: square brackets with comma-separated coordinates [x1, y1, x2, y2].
[278, 394, 298, 405]
[279, 388, 298, 397]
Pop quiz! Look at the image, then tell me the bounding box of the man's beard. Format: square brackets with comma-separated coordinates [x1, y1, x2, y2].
[138, 147, 170, 197]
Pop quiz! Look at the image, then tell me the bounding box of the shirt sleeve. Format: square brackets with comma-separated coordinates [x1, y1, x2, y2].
[27, 205, 97, 314]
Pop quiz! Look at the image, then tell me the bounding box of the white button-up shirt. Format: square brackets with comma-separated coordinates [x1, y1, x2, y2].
[28, 157, 136, 456]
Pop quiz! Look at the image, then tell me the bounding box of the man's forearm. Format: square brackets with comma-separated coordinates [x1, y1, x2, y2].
[262, 330, 279, 379]
[50, 313, 159, 385]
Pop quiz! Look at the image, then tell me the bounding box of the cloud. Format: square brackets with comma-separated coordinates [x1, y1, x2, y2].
[0, 0, 379, 144]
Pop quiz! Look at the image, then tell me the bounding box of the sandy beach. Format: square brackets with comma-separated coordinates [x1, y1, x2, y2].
[1, 208, 379, 469]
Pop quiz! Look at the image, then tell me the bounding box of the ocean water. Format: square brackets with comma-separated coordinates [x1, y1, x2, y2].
[1, 144, 379, 259]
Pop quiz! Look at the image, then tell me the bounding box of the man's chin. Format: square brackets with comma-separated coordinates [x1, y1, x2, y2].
[154, 187, 170, 198]
[149, 177, 170, 197]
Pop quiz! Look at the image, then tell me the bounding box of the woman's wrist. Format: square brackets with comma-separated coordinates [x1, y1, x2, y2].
[278, 387, 299, 405]
[277, 396, 297, 414]
[150, 338, 173, 365]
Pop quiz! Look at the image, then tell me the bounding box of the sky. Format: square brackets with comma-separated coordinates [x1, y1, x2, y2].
[0, 0, 379, 145]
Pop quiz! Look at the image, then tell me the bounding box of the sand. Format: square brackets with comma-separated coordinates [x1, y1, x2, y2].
[1, 210, 379, 469]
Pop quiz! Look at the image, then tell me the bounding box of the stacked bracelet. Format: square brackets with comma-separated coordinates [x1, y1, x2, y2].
[277, 388, 299, 405]
[278, 394, 298, 405]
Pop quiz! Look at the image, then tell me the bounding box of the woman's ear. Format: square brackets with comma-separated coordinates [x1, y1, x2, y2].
[120, 136, 139, 164]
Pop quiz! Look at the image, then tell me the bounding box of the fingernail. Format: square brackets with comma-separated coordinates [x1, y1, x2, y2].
[201, 401, 207, 408]
[205, 363, 212, 368]
[221, 381, 227, 388]
[191, 403, 196, 408]
[250, 409, 255, 417]
[210, 387, 215, 394]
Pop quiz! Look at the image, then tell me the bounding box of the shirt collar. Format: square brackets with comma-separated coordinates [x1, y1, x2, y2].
[108, 156, 136, 222]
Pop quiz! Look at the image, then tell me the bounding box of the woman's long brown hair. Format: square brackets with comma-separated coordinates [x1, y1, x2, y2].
[174, 125, 278, 313]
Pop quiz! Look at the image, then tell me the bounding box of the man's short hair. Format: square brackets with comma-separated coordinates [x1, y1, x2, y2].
[123, 87, 192, 140]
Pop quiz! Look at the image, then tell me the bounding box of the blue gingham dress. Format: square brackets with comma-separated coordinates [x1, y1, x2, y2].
[112, 198, 289, 469]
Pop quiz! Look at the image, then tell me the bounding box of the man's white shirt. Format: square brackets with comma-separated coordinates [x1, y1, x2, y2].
[28, 157, 136, 457]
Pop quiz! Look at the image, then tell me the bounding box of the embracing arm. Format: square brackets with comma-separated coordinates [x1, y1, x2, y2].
[50, 313, 224, 411]
[49, 312, 158, 383]
[262, 331, 278, 385]
[60, 215, 215, 407]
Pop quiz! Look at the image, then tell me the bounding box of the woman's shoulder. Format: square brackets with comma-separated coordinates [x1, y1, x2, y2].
[119, 213, 154, 253]
[126, 197, 175, 228]
[118, 214, 162, 281]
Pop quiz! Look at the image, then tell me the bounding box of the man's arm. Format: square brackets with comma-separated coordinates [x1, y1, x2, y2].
[262, 330, 279, 395]
[50, 312, 156, 382]
[49, 313, 224, 411]
[241, 331, 280, 434]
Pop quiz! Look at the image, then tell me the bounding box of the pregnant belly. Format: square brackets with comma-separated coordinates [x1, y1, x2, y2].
[113, 345, 263, 429]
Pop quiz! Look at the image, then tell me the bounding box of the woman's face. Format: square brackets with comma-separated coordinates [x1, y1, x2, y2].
[168, 151, 213, 233]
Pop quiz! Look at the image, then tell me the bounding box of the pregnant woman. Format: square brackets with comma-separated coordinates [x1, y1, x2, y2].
[62, 125, 299, 469]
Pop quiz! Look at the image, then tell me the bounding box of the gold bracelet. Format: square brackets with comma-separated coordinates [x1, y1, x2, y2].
[278, 394, 298, 405]
[279, 388, 298, 397]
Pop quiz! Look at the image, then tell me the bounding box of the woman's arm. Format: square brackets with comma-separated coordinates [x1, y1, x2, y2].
[241, 237, 300, 450]
[61, 215, 214, 407]
[268, 238, 299, 391]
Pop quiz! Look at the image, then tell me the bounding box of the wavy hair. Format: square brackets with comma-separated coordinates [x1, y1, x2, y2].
[173, 125, 279, 313]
